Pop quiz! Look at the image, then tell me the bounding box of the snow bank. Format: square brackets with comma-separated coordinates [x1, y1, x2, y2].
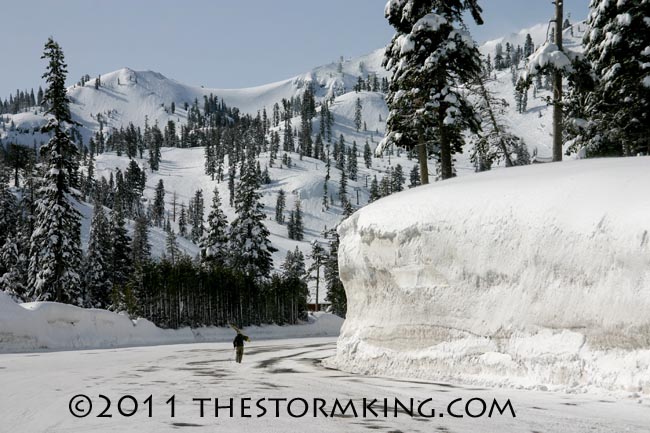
[0, 291, 342, 353]
[327, 157, 650, 395]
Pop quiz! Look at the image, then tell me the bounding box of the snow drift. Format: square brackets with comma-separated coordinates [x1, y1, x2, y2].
[328, 157, 650, 395]
[0, 291, 342, 353]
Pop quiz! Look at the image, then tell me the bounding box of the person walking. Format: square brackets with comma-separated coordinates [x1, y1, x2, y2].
[230, 324, 250, 364]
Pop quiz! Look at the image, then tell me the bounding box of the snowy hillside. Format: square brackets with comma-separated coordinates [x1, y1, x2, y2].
[0, 21, 588, 301]
[329, 157, 650, 395]
[1, 49, 388, 146]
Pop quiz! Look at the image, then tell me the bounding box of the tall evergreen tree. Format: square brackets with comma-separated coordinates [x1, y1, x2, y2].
[363, 140, 373, 168]
[391, 164, 405, 192]
[85, 202, 112, 308]
[110, 199, 132, 291]
[354, 97, 363, 131]
[324, 230, 346, 317]
[369, 175, 380, 201]
[291, 196, 304, 241]
[28, 38, 83, 304]
[152, 179, 165, 227]
[178, 203, 188, 238]
[165, 223, 180, 265]
[381, 1, 483, 181]
[577, 0, 650, 156]
[229, 160, 276, 280]
[275, 189, 286, 224]
[409, 165, 421, 188]
[190, 189, 205, 243]
[201, 187, 229, 266]
[131, 214, 151, 268]
[347, 141, 358, 181]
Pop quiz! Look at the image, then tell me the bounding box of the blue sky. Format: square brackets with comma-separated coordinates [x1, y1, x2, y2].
[0, 1, 588, 98]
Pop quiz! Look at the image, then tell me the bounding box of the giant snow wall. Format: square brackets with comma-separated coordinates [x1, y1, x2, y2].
[328, 157, 650, 394]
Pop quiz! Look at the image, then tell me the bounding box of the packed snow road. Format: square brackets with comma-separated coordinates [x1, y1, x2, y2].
[0, 337, 647, 433]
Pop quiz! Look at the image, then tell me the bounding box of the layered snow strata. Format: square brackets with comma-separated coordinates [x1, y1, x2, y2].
[329, 157, 650, 394]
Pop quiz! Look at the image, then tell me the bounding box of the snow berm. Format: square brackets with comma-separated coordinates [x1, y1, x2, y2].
[328, 157, 650, 395]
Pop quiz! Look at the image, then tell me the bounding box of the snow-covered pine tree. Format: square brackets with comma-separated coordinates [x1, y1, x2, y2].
[524, 33, 534, 57]
[391, 164, 405, 192]
[131, 214, 151, 268]
[292, 195, 304, 241]
[190, 189, 204, 243]
[110, 198, 132, 291]
[85, 202, 112, 308]
[275, 189, 286, 224]
[287, 210, 296, 239]
[165, 224, 180, 265]
[409, 164, 421, 188]
[381, 0, 484, 182]
[369, 175, 380, 201]
[28, 38, 83, 304]
[228, 158, 276, 280]
[0, 233, 28, 301]
[579, 0, 650, 156]
[323, 229, 346, 318]
[201, 187, 229, 266]
[338, 163, 348, 205]
[178, 203, 188, 238]
[152, 179, 165, 227]
[347, 142, 358, 181]
[363, 140, 372, 168]
[0, 172, 18, 239]
[354, 97, 363, 131]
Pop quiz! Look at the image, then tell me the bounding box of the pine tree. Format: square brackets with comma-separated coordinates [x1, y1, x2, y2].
[228, 159, 276, 280]
[324, 230, 346, 317]
[85, 202, 112, 308]
[287, 210, 296, 239]
[354, 97, 363, 131]
[190, 189, 205, 243]
[363, 140, 372, 168]
[381, 1, 483, 181]
[275, 189, 286, 224]
[131, 214, 151, 268]
[322, 176, 329, 211]
[110, 199, 132, 291]
[28, 38, 83, 304]
[0, 233, 27, 301]
[307, 240, 327, 311]
[339, 164, 348, 205]
[369, 175, 380, 201]
[391, 164, 405, 192]
[524, 33, 534, 57]
[347, 141, 358, 181]
[165, 223, 180, 265]
[578, 0, 650, 156]
[201, 187, 229, 266]
[292, 195, 304, 241]
[178, 204, 188, 238]
[409, 165, 421, 188]
[152, 179, 165, 227]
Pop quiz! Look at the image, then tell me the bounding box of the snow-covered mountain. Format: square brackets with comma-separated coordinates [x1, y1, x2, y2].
[1, 49, 388, 145]
[0, 22, 587, 301]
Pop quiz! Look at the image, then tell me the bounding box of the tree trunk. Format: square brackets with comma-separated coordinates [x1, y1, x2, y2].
[417, 129, 429, 185]
[439, 111, 453, 180]
[552, 0, 564, 162]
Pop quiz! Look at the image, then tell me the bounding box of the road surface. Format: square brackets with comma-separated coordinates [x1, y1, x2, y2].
[0, 337, 647, 432]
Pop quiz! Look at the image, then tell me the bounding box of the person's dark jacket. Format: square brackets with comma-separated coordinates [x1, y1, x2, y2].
[233, 333, 245, 348]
